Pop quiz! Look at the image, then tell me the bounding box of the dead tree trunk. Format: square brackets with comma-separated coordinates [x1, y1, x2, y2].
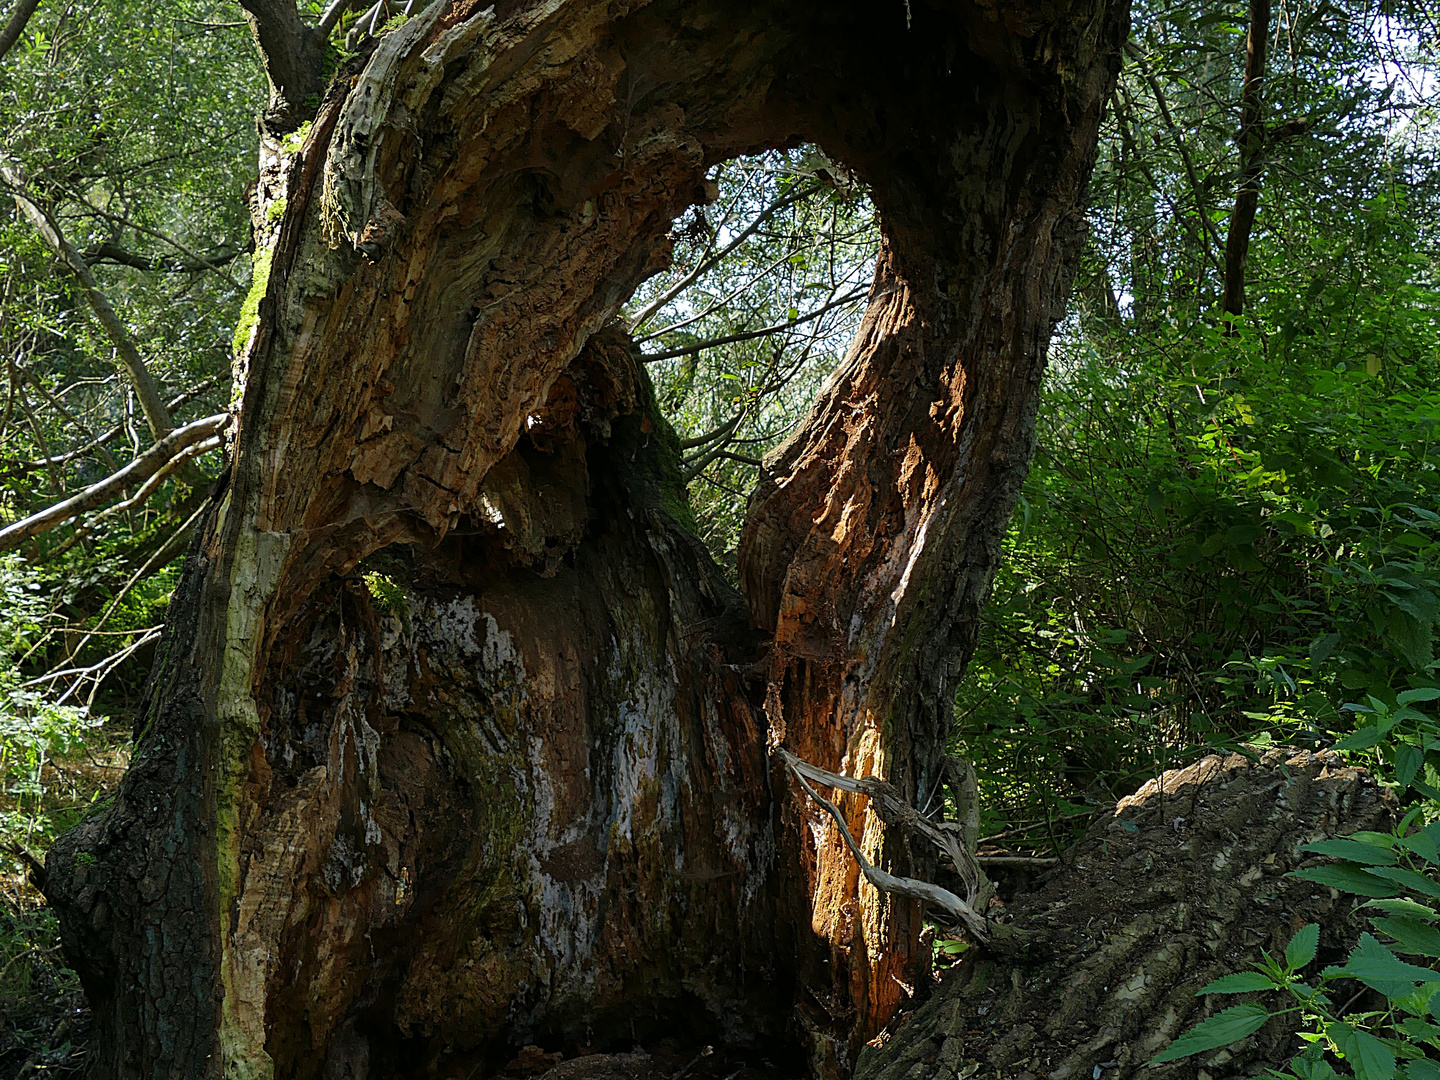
[42, 1, 1127, 1077]
[857, 750, 1394, 1080]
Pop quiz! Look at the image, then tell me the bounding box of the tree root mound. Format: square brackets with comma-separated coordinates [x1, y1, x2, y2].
[858, 749, 1393, 1080]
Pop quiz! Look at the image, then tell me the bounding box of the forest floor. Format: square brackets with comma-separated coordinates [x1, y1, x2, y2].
[0, 721, 128, 1078]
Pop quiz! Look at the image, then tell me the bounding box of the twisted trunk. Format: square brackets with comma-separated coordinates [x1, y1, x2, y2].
[43, 1, 1127, 1076]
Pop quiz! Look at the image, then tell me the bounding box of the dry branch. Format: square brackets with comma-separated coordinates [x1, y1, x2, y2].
[778, 749, 993, 941]
[0, 377, 222, 480]
[0, 413, 226, 552]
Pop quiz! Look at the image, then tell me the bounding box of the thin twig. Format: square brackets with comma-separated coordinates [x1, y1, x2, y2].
[641, 288, 867, 364]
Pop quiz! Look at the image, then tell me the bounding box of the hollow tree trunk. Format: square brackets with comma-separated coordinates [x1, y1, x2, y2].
[43, 1, 1127, 1077]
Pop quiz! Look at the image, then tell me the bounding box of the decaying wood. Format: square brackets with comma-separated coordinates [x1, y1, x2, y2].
[42, 1, 1129, 1077]
[859, 750, 1394, 1080]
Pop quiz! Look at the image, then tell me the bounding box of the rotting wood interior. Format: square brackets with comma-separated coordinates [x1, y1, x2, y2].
[41, 2, 1125, 1077]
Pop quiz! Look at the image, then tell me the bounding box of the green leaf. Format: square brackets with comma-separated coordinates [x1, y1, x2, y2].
[1398, 688, 1440, 706]
[1325, 933, 1440, 996]
[1373, 916, 1440, 957]
[1397, 746, 1424, 789]
[1365, 898, 1439, 920]
[1291, 864, 1402, 897]
[1399, 826, 1438, 864]
[1149, 1005, 1271, 1063]
[1366, 866, 1440, 900]
[1287, 923, 1321, 970]
[1301, 839, 1398, 865]
[1403, 1058, 1440, 1080]
[1311, 633, 1343, 668]
[1386, 609, 1435, 671]
[1332, 1023, 1396, 1080]
[1335, 724, 1386, 750]
[1398, 1017, 1440, 1046]
[1197, 971, 1279, 994]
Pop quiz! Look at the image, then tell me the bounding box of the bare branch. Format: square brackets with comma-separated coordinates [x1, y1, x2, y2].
[1124, 43, 1223, 267]
[777, 749, 992, 941]
[679, 410, 744, 450]
[61, 502, 209, 665]
[83, 240, 245, 277]
[641, 287, 867, 364]
[69, 194, 244, 287]
[315, 0, 355, 38]
[0, 0, 39, 64]
[626, 181, 825, 335]
[0, 413, 226, 553]
[0, 377, 223, 480]
[91, 436, 220, 526]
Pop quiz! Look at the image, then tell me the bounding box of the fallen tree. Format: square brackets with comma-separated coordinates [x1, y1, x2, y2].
[860, 750, 1393, 1080]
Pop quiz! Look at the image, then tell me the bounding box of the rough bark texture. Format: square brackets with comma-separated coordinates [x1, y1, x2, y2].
[43, 1, 1128, 1077]
[857, 750, 1394, 1080]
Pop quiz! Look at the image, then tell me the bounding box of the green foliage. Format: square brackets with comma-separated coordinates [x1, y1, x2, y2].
[630, 148, 877, 567]
[953, 0, 1440, 847]
[1152, 1004, 1273, 1062]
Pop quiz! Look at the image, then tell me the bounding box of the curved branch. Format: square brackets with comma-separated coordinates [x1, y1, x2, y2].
[641, 287, 867, 364]
[625, 180, 826, 335]
[83, 240, 245, 276]
[0, 161, 177, 439]
[1124, 42, 1223, 265]
[777, 749, 993, 942]
[0, 0, 39, 63]
[0, 413, 227, 552]
[679, 409, 744, 450]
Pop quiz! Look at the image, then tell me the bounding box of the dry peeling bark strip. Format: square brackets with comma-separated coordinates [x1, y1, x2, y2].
[42, 1, 1129, 1078]
[857, 751, 1395, 1080]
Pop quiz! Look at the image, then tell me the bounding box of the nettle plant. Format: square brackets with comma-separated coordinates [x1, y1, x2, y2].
[1158, 694, 1440, 1080]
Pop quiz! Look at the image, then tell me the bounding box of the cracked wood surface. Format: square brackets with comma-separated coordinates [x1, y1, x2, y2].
[43, 1, 1128, 1077]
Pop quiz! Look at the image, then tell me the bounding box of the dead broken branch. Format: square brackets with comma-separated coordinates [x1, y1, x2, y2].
[777, 748, 993, 942]
[0, 412, 226, 552]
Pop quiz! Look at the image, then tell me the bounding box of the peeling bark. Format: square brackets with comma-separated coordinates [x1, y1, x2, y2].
[43, 1, 1128, 1077]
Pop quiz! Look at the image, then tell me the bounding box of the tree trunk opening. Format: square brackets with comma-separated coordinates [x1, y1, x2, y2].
[42, 1, 1129, 1077]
